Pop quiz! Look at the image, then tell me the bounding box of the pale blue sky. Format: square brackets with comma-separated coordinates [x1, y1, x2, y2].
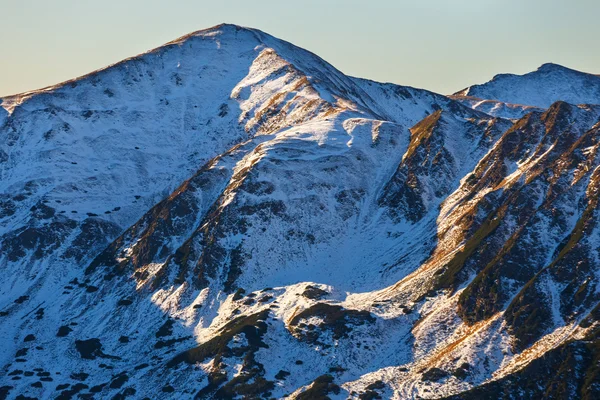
[1, 0, 598, 96]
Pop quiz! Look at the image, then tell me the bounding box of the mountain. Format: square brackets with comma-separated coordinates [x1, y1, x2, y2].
[454, 63, 600, 109]
[1, 24, 599, 400]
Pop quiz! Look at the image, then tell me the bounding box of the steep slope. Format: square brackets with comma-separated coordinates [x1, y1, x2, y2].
[77, 105, 505, 399]
[1, 24, 600, 400]
[442, 319, 600, 400]
[454, 63, 600, 109]
[342, 102, 600, 399]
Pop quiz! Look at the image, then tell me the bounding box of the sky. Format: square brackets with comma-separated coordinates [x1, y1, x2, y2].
[1, 0, 599, 97]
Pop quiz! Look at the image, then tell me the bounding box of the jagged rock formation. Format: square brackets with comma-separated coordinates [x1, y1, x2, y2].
[1, 24, 599, 400]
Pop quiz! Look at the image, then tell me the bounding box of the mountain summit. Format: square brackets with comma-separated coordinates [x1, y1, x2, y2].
[1, 24, 599, 400]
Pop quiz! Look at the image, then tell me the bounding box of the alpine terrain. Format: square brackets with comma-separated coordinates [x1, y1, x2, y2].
[1, 24, 599, 400]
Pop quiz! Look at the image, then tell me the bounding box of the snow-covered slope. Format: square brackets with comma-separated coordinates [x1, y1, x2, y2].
[1, 24, 599, 400]
[448, 95, 543, 119]
[454, 63, 600, 109]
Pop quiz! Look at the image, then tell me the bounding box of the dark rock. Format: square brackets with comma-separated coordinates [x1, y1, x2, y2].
[301, 285, 328, 300]
[70, 372, 89, 381]
[162, 385, 175, 393]
[85, 285, 98, 293]
[297, 374, 340, 399]
[155, 319, 174, 338]
[422, 367, 449, 382]
[117, 299, 133, 306]
[109, 373, 128, 389]
[57, 326, 73, 337]
[275, 370, 290, 380]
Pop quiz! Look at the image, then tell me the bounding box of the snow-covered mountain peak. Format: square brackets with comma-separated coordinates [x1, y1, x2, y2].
[454, 62, 600, 109]
[536, 62, 571, 73]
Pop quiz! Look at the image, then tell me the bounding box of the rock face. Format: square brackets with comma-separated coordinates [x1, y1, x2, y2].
[1, 24, 599, 399]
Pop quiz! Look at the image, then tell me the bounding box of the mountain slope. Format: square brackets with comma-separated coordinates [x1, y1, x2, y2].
[1, 24, 599, 400]
[448, 95, 543, 119]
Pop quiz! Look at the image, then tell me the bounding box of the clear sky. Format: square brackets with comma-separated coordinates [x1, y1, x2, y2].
[1, 0, 598, 97]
